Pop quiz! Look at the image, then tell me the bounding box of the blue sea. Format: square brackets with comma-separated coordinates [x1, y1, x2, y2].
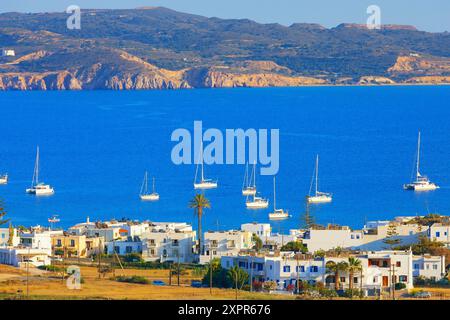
[0, 86, 449, 233]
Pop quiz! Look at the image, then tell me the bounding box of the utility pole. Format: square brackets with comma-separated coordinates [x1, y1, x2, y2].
[235, 271, 238, 300]
[177, 251, 180, 286]
[26, 246, 30, 299]
[296, 254, 300, 295]
[392, 264, 396, 301]
[62, 244, 66, 284]
[209, 246, 213, 295]
[249, 255, 253, 292]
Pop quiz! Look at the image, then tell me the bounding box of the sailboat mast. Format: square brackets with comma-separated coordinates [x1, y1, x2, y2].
[200, 141, 204, 182]
[273, 176, 276, 210]
[252, 161, 256, 187]
[315, 155, 319, 196]
[416, 131, 421, 179]
[35, 146, 40, 185]
[152, 177, 156, 193]
[242, 163, 248, 189]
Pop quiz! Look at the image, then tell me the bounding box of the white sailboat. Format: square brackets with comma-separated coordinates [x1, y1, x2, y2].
[140, 171, 160, 201]
[0, 173, 7, 185]
[26, 146, 54, 196]
[306, 155, 332, 204]
[242, 162, 257, 196]
[269, 176, 289, 220]
[246, 195, 269, 209]
[404, 131, 439, 192]
[193, 141, 218, 190]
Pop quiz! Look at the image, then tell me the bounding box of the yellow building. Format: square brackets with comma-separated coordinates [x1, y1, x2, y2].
[51, 234, 104, 258]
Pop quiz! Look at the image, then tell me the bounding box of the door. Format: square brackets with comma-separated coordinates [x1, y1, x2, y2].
[382, 276, 389, 287]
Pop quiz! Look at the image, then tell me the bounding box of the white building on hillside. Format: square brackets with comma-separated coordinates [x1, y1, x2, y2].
[1, 49, 15, 57]
[413, 255, 446, 281]
[0, 247, 51, 267]
[0, 227, 20, 247]
[141, 222, 197, 263]
[106, 236, 143, 255]
[241, 223, 271, 238]
[428, 223, 450, 248]
[221, 250, 444, 294]
[199, 230, 253, 264]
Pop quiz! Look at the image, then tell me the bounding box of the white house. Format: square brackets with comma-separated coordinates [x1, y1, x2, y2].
[1, 49, 15, 57]
[302, 226, 364, 252]
[221, 250, 436, 294]
[0, 227, 20, 247]
[199, 230, 253, 264]
[106, 236, 143, 255]
[0, 247, 51, 267]
[241, 223, 271, 238]
[141, 222, 197, 264]
[413, 255, 446, 281]
[428, 223, 450, 248]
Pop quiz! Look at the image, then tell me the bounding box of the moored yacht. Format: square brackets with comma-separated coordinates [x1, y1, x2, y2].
[404, 131, 439, 192]
[193, 141, 218, 190]
[0, 174, 7, 185]
[242, 162, 257, 196]
[268, 176, 289, 220]
[26, 146, 54, 196]
[140, 171, 160, 201]
[246, 195, 269, 209]
[306, 155, 332, 204]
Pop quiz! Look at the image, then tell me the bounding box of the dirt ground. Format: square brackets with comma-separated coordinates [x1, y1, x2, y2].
[0, 265, 292, 300]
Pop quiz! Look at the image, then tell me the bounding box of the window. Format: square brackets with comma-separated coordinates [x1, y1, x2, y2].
[433, 264, 438, 270]
[126, 246, 133, 253]
[399, 276, 407, 282]
[283, 266, 291, 273]
[340, 277, 346, 283]
[351, 235, 354, 239]
[57, 239, 62, 247]
[150, 249, 155, 255]
[353, 277, 358, 284]
[114, 246, 120, 254]
[426, 264, 430, 270]
[1, 233, 4, 239]
[373, 276, 378, 283]
[356, 235, 360, 239]
[70, 240, 75, 247]
[310, 266, 318, 273]
[414, 264, 420, 269]
[396, 261, 401, 267]
[436, 232, 441, 237]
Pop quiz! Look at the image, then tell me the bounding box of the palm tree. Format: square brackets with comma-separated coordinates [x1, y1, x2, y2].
[0, 199, 9, 226]
[189, 194, 211, 256]
[326, 260, 349, 291]
[347, 257, 362, 293]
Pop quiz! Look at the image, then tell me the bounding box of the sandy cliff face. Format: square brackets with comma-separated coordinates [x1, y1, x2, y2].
[0, 71, 81, 90]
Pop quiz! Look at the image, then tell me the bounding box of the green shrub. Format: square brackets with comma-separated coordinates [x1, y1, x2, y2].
[38, 265, 63, 272]
[395, 282, 406, 290]
[115, 275, 149, 285]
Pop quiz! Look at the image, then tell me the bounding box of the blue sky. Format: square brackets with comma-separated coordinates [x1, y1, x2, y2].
[1, 0, 449, 32]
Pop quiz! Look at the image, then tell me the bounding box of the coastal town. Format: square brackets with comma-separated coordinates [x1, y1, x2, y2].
[1, 197, 449, 299]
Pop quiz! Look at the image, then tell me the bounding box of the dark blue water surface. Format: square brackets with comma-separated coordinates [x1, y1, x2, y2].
[0, 86, 449, 232]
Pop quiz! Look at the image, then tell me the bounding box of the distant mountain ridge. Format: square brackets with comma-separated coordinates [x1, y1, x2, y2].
[0, 7, 449, 90]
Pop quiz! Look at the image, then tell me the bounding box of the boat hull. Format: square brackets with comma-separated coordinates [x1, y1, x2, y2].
[194, 182, 218, 190]
[403, 183, 439, 192]
[246, 201, 269, 209]
[0, 176, 7, 185]
[140, 194, 160, 201]
[269, 214, 289, 220]
[26, 184, 54, 196]
[307, 195, 332, 204]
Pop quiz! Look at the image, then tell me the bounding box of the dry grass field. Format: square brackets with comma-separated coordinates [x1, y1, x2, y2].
[0, 265, 293, 300]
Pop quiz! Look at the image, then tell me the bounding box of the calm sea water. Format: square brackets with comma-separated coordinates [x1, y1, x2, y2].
[0, 86, 449, 233]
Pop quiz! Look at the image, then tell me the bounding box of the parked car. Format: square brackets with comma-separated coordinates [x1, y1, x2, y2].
[414, 291, 432, 299]
[152, 280, 166, 286]
[191, 280, 202, 288]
